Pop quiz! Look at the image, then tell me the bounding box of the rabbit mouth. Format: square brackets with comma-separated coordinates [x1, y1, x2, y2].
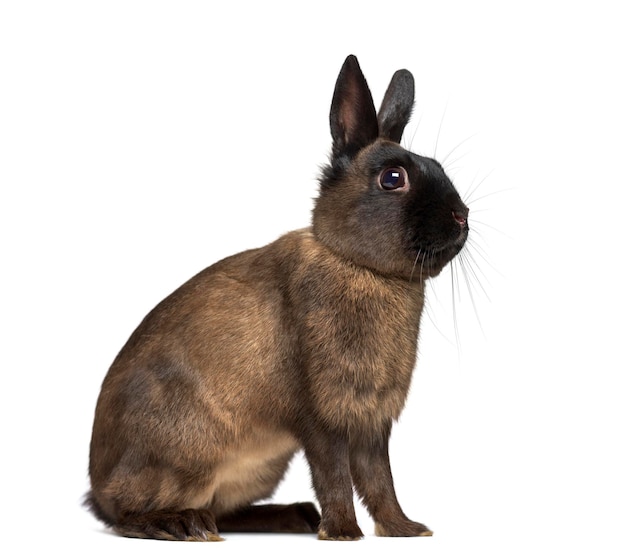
[412, 234, 467, 277]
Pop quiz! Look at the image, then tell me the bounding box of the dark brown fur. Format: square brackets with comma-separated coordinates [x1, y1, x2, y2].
[87, 55, 469, 541]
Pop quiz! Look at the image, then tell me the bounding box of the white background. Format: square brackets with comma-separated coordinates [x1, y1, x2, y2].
[2, 1, 624, 557]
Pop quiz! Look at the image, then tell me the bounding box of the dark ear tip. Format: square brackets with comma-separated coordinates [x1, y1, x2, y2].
[393, 69, 415, 88]
[341, 54, 361, 73]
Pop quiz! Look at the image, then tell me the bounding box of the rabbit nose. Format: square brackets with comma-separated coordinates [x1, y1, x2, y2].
[452, 209, 468, 227]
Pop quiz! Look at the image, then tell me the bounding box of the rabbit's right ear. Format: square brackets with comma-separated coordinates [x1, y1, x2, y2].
[378, 69, 415, 143]
[330, 55, 379, 161]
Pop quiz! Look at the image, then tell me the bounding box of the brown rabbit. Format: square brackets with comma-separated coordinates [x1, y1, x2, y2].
[86, 54, 469, 541]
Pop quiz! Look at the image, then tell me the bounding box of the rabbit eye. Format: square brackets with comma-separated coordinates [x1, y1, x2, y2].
[379, 167, 408, 191]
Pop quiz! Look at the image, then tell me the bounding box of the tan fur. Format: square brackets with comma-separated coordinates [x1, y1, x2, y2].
[193, 431, 300, 515]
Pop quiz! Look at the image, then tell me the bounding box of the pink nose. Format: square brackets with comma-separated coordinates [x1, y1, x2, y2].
[453, 210, 468, 226]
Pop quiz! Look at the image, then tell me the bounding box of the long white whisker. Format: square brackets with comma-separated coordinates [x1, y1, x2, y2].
[470, 218, 510, 239]
[466, 225, 493, 247]
[419, 253, 456, 347]
[457, 251, 486, 336]
[407, 114, 423, 153]
[466, 237, 502, 277]
[433, 101, 448, 159]
[463, 169, 495, 205]
[420, 249, 428, 283]
[466, 186, 515, 207]
[461, 248, 491, 301]
[442, 151, 469, 172]
[423, 285, 455, 348]
[441, 133, 478, 167]
[451, 260, 461, 352]
[409, 250, 422, 284]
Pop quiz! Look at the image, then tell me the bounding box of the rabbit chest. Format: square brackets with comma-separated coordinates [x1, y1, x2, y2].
[289, 231, 425, 433]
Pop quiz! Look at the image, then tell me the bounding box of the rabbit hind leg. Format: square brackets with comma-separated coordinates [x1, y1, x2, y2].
[217, 502, 320, 534]
[113, 507, 223, 541]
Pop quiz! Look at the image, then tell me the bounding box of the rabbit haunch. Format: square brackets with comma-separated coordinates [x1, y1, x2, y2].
[87, 55, 469, 541]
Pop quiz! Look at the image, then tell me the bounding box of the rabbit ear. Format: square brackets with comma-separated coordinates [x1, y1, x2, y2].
[330, 55, 379, 160]
[377, 69, 415, 143]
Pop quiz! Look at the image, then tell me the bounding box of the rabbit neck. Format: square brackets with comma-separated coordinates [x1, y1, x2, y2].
[285, 229, 425, 433]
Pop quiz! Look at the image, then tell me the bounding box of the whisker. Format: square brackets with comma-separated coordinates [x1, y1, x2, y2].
[433, 101, 448, 159]
[466, 207, 492, 213]
[451, 260, 461, 352]
[466, 186, 515, 207]
[466, 224, 494, 245]
[409, 250, 422, 284]
[440, 133, 478, 167]
[406, 113, 423, 153]
[470, 218, 510, 239]
[464, 238, 500, 278]
[460, 248, 491, 301]
[442, 151, 469, 172]
[420, 249, 428, 283]
[466, 236, 498, 271]
[422, 288, 456, 348]
[424, 252, 458, 348]
[457, 251, 486, 336]
[463, 169, 495, 205]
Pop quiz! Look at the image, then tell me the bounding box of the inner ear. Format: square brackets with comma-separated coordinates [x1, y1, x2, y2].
[330, 55, 379, 160]
[378, 69, 415, 143]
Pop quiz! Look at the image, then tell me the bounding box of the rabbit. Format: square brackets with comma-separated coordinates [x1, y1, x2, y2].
[86, 54, 469, 542]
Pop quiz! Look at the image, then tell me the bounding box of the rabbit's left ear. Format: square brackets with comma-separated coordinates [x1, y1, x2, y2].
[330, 55, 379, 160]
[378, 69, 415, 143]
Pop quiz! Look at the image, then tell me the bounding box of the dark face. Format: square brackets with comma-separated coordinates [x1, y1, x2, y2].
[314, 139, 469, 280]
[400, 150, 469, 276]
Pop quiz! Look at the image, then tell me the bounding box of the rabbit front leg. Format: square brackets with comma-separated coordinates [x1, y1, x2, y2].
[303, 428, 364, 541]
[350, 427, 433, 537]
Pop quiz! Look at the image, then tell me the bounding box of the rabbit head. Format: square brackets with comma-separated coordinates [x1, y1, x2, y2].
[313, 55, 468, 279]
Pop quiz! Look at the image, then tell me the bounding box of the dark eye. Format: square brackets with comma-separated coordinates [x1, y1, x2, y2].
[378, 167, 408, 191]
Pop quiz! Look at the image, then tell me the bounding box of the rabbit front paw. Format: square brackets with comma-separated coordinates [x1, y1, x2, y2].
[318, 519, 364, 541]
[375, 519, 433, 537]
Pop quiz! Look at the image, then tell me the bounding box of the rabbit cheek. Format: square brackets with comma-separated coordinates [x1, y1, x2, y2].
[405, 204, 469, 277]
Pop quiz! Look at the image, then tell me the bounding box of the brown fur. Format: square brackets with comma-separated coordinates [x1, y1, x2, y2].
[87, 55, 469, 541]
